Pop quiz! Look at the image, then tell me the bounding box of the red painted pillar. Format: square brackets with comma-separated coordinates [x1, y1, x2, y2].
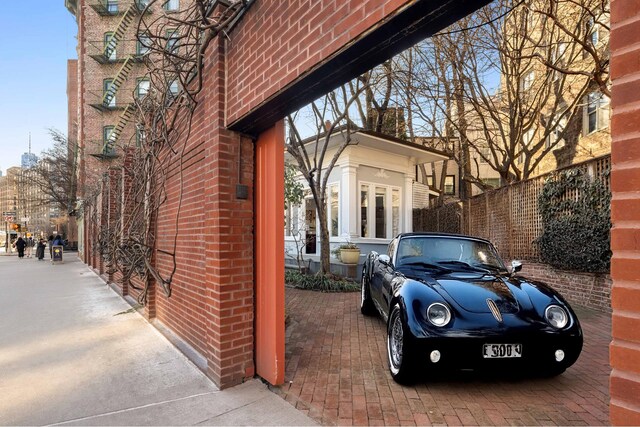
[255, 121, 285, 385]
[610, 1, 640, 424]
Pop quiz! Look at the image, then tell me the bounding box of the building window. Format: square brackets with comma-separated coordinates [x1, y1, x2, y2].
[166, 29, 179, 53]
[107, 0, 118, 13]
[136, 125, 146, 147]
[137, 33, 151, 56]
[285, 204, 300, 237]
[360, 183, 401, 239]
[164, 0, 179, 11]
[137, 0, 150, 8]
[444, 175, 455, 195]
[546, 114, 567, 149]
[587, 17, 599, 46]
[521, 69, 534, 92]
[360, 185, 369, 238]
[103, 126, 115, 154]
[375, 187, 386, 239]
[168, 79, 179, 98]
[103, 79, 116, 107]
[329, 184, 339, 237]
[585, 92, 609, 134]
[136, 78, 150, 99]
[104, 32, 116, 61]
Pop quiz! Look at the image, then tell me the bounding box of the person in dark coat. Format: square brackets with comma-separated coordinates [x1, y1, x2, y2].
[36, 239, 46, 260]
[48, 235, 54, 259]
[14, 236, 26, 259]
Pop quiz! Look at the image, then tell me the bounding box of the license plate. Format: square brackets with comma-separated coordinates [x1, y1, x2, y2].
[483, 343, 522, 358]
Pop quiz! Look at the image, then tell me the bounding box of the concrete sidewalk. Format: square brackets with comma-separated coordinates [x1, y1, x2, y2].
[0, 255, 315, 426]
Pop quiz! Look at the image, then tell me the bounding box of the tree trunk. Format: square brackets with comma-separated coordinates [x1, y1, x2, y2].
[316, 197, 331, 274]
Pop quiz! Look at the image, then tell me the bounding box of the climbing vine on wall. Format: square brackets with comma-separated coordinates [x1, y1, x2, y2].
[537, 168, 611, 273]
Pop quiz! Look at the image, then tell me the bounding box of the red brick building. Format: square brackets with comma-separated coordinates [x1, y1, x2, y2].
[67, 0, 640, 423]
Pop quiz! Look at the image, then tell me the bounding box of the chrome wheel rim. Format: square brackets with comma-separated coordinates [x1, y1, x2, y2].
[389, 314, 403, 368]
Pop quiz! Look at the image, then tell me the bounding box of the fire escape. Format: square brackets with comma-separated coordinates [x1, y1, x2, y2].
[88, 0, 148, 159]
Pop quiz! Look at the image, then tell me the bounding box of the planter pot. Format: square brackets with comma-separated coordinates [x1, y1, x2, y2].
[340, 248, 361, 264]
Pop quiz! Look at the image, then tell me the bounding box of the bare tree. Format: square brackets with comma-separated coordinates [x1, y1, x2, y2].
[286, 80, 370, 274]
[24, 129, 79, 215]
[394, 0, 610, 187]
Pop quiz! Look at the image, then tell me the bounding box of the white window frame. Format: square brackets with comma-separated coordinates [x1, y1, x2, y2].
[584, 92, 610, 135]
[164, 0, 179, 11]
[328, 183, 339, 238]
[521, 69, 535, 92]
[359, 181, 402, 240]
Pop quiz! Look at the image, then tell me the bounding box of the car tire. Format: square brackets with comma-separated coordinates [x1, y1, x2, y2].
[360, 265, 376, 316]
[387, 304, 415, 384]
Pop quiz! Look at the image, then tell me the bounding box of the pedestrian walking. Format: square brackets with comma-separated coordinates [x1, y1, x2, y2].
[14, 236, 26, 259]
[36, 239, 46, 260]
[25, 237, 35, 258]
[48, 235, 53, 259]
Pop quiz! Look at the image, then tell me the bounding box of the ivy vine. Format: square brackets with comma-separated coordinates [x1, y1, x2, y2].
[537, 168, 611, 273]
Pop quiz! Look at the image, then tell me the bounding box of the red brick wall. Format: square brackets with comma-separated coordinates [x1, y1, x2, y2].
[610, 0, 640, 424]
[518, 262, 611, 313]
[226, 0, 403, 123]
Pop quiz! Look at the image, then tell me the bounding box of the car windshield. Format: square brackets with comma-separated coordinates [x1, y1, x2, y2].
[395, 236, 507, 272]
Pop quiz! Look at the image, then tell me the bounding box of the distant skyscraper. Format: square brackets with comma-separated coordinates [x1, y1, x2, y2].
[21, 152, 38, 169]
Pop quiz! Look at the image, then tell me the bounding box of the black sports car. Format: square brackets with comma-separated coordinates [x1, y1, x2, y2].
[360, 233, 583, 384]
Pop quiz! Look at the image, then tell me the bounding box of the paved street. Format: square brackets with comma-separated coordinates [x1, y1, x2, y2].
[283, 288, 611, 426]
[0, 254, 315, 426]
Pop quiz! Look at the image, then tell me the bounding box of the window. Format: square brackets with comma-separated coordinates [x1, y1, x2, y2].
[546, 114, 567, 149]
[107, 0, 118, 13]
[136, 78, 150, 99]
[587, 17, 599, 46]
[164, 0, 179, 11]
[360, 185, 369, 238]
[103, 126, 115, 155]
[360, 183, 401, 239]
[168, 79, 179, 97]
[329, 185, 339, 237]
[137, 33, 151, 56]
[585, 92, 609, 134]
[375, 187, 386, 239]
[166, 29, 179, 53]
[104, 32, 116, 61]
[521, 69, 534, 92]
[519, 128, 534, 164]
[553, 42, 568, 81]
[136, 125, 146, 147]
[444, 175, 455, 195]
[103, 79, 116, 107]
[477, 146, 491, 164]
[285, 204, 300, 236]
[137, 0, 150, 8]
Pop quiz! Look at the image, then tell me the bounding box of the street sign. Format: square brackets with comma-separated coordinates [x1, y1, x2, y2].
[3, 211, 16, 221]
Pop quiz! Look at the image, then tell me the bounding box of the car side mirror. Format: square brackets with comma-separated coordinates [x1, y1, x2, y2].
[511, 260, 522, 274]
[379, 254, 393, 268]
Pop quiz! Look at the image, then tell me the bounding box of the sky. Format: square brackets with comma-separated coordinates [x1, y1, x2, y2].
[0, 3, 77, 176]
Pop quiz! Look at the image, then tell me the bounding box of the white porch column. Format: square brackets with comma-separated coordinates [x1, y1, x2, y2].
[404, 174, 413, 233]
[341, 165, 358, 239]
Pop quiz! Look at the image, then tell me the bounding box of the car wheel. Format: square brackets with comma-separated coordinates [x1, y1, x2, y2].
[360, 265, 376, 316]
[387, 304, 415, 384]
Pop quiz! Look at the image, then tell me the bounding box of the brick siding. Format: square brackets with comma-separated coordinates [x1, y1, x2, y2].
[518, 262, 611, 313]
[610, 0, 640, 423]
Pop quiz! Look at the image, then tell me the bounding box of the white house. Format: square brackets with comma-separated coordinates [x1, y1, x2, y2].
[285, 129, 448, 270]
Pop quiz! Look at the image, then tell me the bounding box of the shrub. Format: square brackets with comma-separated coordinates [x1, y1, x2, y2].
[537, 168, 611, 273]
[285, 270, 360, 292]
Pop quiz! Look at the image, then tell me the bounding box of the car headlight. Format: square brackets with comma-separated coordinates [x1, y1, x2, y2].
[427, 303, 451, 327]
[545, 305, 569, 329]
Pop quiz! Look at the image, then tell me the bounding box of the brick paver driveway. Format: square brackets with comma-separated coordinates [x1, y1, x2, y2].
[280, 288, 610, 426]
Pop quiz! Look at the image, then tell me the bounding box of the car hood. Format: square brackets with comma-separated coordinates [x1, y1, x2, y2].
[434, 273, 528, 314]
